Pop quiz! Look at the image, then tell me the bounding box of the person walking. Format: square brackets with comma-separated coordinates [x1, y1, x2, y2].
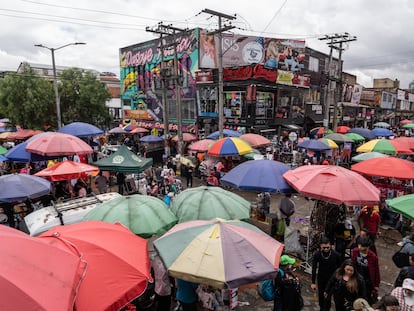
[358, 205, 381, 246]
[175, 278, 199, 311]
[352, 236, 381, 305]
[391, 278, 414, 311]
[279, 193, 296, 226]
[152, 255, 172, 311]
[311, 236, 342, 311]
[395, 254, 414, 288]
[185, 164, 193, 188]
[324, 259, 366, 311]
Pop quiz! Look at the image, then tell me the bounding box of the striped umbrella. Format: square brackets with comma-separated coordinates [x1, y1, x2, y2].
[207, 137, 253, 157]
[318, 138, 339, 149]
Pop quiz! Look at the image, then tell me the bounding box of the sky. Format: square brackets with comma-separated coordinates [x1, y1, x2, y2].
[1, 0, 414, 88]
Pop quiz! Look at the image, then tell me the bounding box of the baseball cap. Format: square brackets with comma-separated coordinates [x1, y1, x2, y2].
[403, 278, 414, 306]
[344, 220, 353, 230]
[279, 254, 296, 266]
[353, 298, 375, 311]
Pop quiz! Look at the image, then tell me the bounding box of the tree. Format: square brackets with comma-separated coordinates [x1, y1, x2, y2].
[59, 68, 112, 128]
[0, 63, 55, 129]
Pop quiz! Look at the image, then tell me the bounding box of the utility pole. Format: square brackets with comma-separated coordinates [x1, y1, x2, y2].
[319, 33, 357, 132]
[146, 23, 187, 156]
[202, 9, 236, 139]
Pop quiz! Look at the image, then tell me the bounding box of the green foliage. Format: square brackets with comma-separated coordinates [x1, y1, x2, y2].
[0, 64, 113, 130]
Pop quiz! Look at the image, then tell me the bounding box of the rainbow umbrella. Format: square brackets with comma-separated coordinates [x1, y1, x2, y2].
[153, 218, 284, 289]
[309, 127, 333, 136]
[207, 137, 253, 157]
[356, 139, 412, 155]
[318, 138, 338, 149]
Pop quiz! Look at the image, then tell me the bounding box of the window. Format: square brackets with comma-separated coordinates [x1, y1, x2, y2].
[224, 92, 244, 118]
[255, 92, 274, 119]
[309, 56, 319, 72]
[197, 87, 218, 117]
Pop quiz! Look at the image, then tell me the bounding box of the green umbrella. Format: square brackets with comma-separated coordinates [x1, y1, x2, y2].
[83, 194, 177, 238]
[351, 152, 389, 162]
[402, 123, 414, 129]
[171, 186, 251, 223]
[323, 133, 354, 143]
[345, 133, 365, 142]
[243, 149, 263, 160]
[0, 145, 7, 155]
[387, 194, 414, 220]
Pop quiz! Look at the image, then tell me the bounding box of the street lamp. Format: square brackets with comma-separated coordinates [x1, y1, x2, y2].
[34, 42, 86, 129]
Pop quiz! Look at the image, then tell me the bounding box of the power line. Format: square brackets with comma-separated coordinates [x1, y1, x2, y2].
[261, 0, 288, 34]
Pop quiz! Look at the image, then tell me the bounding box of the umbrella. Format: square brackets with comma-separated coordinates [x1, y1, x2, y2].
[171, 186, 251, 223]
[171, 133, 197, 143]
[400, 120, 413, 125]
[373, 121, 391, 128]
[34, 160, 100, 181]
[402, 123, 414, 129]
[4, 141, 54, 162]
[108, 126, 127, 134]
[243, 149, 264, 160]
[283, 165, 380, 205]
[348, 128, 375, 140]
[92, 144, 153, 173]
[58, 122, 104, 137]
[318, 138, 339, 149]
[240, 133, 271, 148]
[345, 133, 366, 142]
[356, 139, 412, 155]
[386, 194, 414, 220]
[323, 133, 354, 144]
[25, 132, 93, 156]
[206, 129, 241, 139]
[392, 137, 414, 150]
[130, 127, 150, 134]
[0, 145, 7, 155]
[351, 157, 414, 179]
[371, 127, 393, 137]
[123, 123, 135, 132]
[207, 137, 253, 157]
[140, 135, 163, 143]
[187, 139, 215, 152]
[351, 152, 389, 162]
[0, 173, 51, 203]
[336, 126, 351, 134]
[0, 155, 7, 162]
[7, 129, 41, 141]
[40, 221, 153, 311]
[297, 139, 331, 151]
[220, 160, 292, 193]
[153, 218, 284, 289]
[0, 226, 87, 311]
[309, 127, 333, 136]
[83, 195, 177, 238]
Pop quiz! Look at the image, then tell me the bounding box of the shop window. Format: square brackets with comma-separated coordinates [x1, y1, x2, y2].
[197, 87, 218, 117]
[224, 92, 244, 118]
[255, 92, 274, 119]
[309, 56, 319, 72]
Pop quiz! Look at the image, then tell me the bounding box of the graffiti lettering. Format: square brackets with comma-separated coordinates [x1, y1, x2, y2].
[125, 49, 154, 67]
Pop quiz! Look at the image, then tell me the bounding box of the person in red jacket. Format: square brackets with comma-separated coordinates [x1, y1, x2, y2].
[351, 236, 380, 305]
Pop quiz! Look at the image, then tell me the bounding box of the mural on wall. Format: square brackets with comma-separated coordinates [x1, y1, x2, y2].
[198, 31, 306, 73]
[119, 29, 198, 121]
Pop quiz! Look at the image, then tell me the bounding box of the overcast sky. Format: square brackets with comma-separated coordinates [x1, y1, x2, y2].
[1, 0, 413, 88]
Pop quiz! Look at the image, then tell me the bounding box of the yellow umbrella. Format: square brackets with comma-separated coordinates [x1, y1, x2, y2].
[318, 138, 338, 149]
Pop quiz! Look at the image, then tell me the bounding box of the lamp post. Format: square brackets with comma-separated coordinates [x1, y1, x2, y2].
[34, 42, 86, 129]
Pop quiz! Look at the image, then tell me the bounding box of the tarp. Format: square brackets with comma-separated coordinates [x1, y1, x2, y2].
[92, 144, 153, 173]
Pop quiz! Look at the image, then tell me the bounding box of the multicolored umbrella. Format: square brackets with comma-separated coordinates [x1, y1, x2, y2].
[336, 126, 351, 134]
[34, 160, 100, 181]
[318, 138, 339, 149]
[309, 127, 333, 136]
[348, 128, 375, 140]
[240, 133, 271, 148]
[351, 152, 389, 162]
[283, 165, 380, 205]
[323, 133, 354, 144]
[207, 137, 253, 157]
[40, 221, 153, 311]
[153, 218, 284, 289]
[387, 194, 414, 220]
[220, 160, 292, 193]
[356, 139, 412, 155]
[84, 195, 178, 238]
[345, 133, 366, 142]
[171, 186, 251, 223]
[188, 139, 215, 152]
[351, 157, 414, 179]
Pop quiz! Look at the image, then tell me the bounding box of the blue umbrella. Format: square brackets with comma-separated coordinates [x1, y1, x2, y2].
[58, 122, 104, 137]
[371, 128, 393, 137]
[0, 155, 7, 162]
[0, 173, 51, 202]
[220, 159, 293, 193]
[5, 141, 53, 162]
[297, 139, 331, 151]
[140, 135, 163, 143]
[348, 128, 375, 140]
[207, 129, 241, 139]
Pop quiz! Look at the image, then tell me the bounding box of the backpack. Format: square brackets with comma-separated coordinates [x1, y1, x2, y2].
[257, 269, 284, 301]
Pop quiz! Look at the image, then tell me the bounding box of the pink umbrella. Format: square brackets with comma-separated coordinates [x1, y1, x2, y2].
[130, 127, 149, 134]
[171, 133, 197, 143]
[187, 139, 215, 152]
[25, 132, 93, 156]
[283, 165, 380, 205]
[240, 133, 271, 148]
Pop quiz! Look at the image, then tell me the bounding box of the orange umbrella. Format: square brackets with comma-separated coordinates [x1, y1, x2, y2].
[171, 132, 197, 142]
[35, 160, 99, 181]
[351, 157, 414, 179]
[240, 133, 271, 147]
[336, 126, 350, 134]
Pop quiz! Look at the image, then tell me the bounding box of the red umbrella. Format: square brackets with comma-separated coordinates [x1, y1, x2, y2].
[187, 139, 215, 152]
[400, 119, 413, 125]
[283, 165, 380, 205]
[351, 157, 414, 179]
[40, 221, 153, 311]
[7, 129, 42, 141]
[336, 126, 350, 134]
[25, 132, 93, 156]
[0, 225, 86, 310]
[171, 132, 197, 143]
[240, 133, 271, 147]
[34, 160, 100, 181]
[392, 137, 414, 150]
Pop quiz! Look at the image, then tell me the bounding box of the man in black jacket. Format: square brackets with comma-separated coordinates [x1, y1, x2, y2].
[395, 254, 414, 287]
[311, 236, 343, 311]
